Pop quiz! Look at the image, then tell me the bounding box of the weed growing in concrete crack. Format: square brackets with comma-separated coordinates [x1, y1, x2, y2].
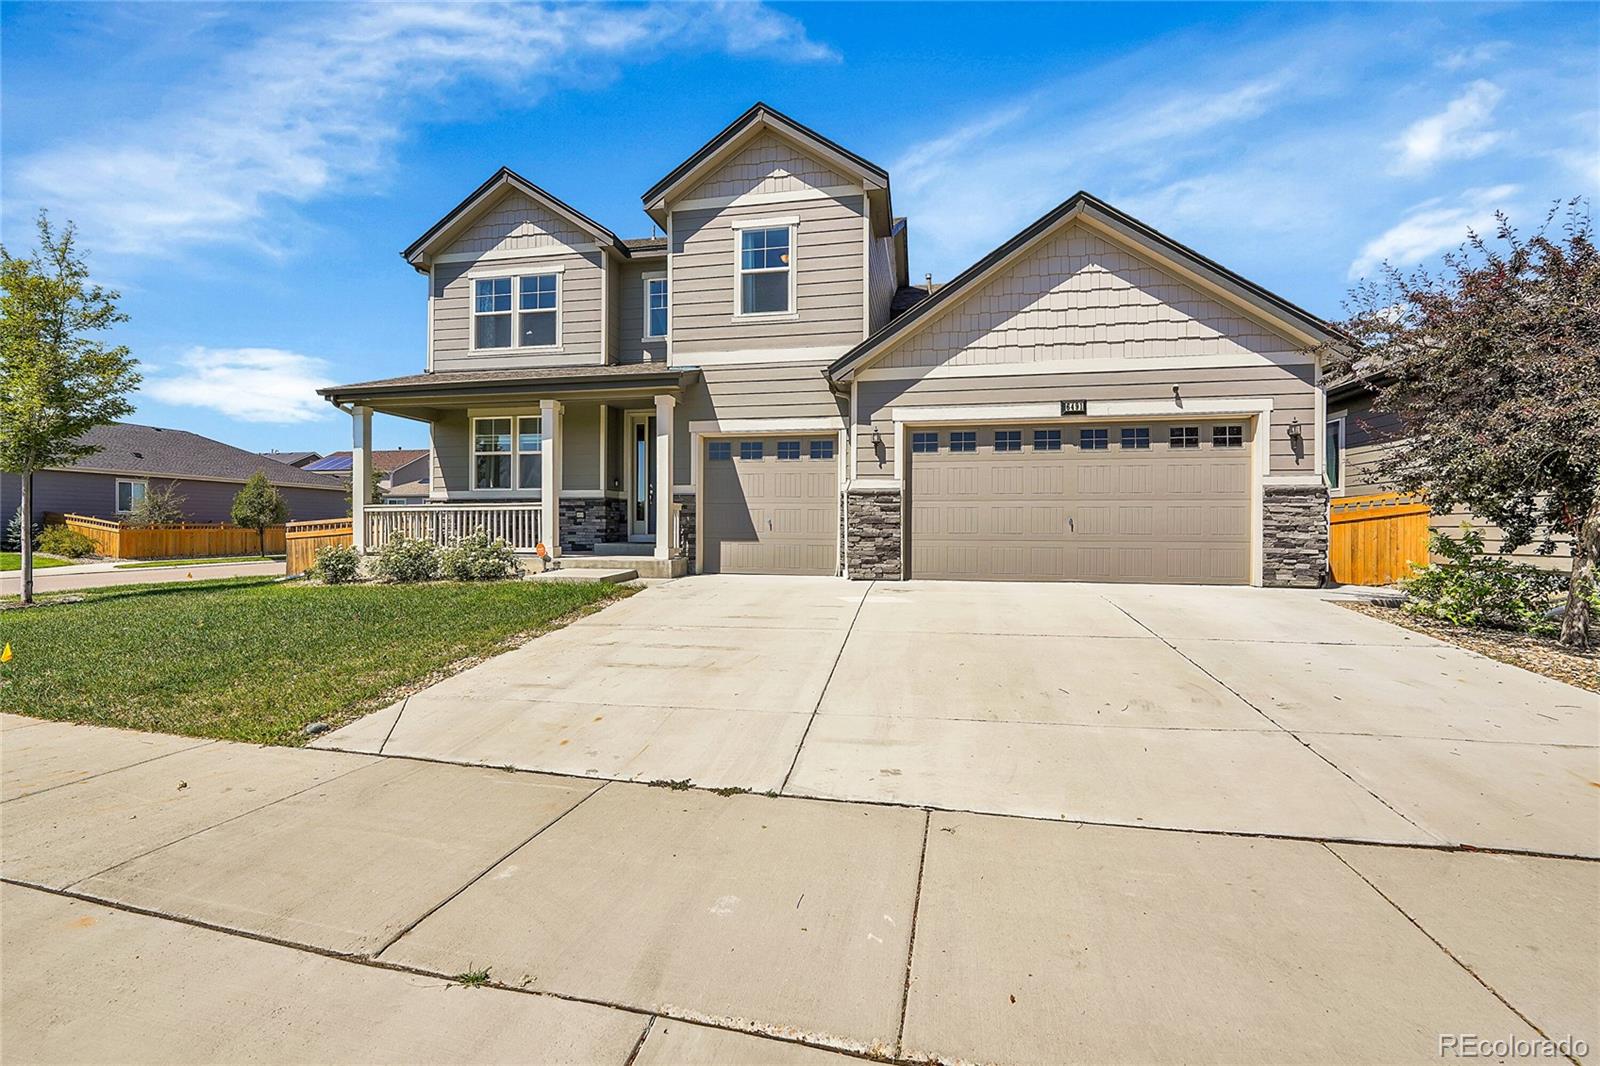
[646, 778, 693, 790]
[453, 968, 491, 988]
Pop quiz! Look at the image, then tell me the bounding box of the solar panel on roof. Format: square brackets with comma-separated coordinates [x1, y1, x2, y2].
[306, 454, 353, 471]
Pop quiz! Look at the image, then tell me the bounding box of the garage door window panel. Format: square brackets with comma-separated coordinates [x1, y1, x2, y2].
[950, 431, 977, 453]
[739, 441, 764, 461]
[995, 430, 1022, 452]
[1034, 429, 1062, 451]
[1079, 428, 1109, 450]
[1121, 427, 1150, 449]
[912, 432, 939, 454]
[1170, 426, 1201, 449]
[809, 439, 834, 460]
[1213, 425, 1244, 448]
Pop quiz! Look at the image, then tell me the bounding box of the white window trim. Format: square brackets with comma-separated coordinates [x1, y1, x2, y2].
[469, 267, 565, 354]
[642, 271, 668, 340]
[469, 413, 543, 494]
[1325, 414, 1347, 495]
[114, 478, 148, 515]
[732, 222, 798, 321]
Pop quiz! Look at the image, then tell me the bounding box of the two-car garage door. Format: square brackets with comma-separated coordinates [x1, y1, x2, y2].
[907, 421, 1253, 584]
[701, 435, 839, 576]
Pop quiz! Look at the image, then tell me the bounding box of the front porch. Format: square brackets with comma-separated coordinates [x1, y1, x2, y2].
[321, 365, 699, 573]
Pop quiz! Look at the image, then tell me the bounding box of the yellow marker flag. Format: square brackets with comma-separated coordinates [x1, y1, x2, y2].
[1, 643, 12, 663]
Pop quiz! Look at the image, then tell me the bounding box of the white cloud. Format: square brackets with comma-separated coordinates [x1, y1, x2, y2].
[143, 347, 338, 423]
[1348, 184, 1520, 279]
[13, 2, 834, 256]
[1391, 80, 1504, 176]
[1438, 41, 1507, 71]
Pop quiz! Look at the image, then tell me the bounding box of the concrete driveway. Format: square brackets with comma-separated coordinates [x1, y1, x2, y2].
[318, 576, 1600, 858]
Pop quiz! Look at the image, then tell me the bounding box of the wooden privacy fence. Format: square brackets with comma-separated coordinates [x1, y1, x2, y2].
[1328, 492, 1432, 586]
[53, 514, 287, 560]
[285, 518, 353, 576]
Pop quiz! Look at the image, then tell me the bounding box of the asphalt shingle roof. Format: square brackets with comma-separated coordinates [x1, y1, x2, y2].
[57, 423, 346, 490]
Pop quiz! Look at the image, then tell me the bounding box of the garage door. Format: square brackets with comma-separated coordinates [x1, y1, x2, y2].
[701, 435, 840, 576]
[907, 421, 1252, 584]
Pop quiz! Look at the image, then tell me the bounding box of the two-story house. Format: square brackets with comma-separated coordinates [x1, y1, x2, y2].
[322, 102, 1343, 586]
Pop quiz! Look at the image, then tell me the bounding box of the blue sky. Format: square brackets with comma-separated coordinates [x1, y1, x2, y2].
[3, 2, 1595, 455]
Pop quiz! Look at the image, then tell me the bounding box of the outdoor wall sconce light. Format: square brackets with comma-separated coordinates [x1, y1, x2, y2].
[1287, 417, 1303, 442]
[871, 427, 883, 447]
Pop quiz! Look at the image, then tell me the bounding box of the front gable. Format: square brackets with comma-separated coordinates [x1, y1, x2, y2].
[439, 188, 595, 261]
[676, 128, 858, 208]
[871, 219, 1305, 372]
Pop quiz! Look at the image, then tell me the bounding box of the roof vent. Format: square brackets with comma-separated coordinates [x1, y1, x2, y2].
[131, 451, 143, 459]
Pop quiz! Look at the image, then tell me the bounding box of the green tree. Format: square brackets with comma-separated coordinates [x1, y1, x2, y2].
[0, 213, 140, 604]
[125, 482, 187, 526]
[231, 471, 290, 557]
[1329, 200, 1600, 646]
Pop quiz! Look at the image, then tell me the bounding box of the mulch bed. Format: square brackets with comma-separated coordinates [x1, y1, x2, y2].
[1339, 601, 1599, 693]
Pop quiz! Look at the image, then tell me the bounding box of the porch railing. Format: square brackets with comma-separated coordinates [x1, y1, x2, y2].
[366, 504, 543, 552]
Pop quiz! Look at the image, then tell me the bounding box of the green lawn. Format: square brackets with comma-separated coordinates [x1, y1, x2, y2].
[0, 552, 75, 571]
[0, 577, 627, 745]
[114, 555, 280, 569]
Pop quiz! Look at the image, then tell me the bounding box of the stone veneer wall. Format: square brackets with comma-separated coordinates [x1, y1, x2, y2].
[1261, 484, 1328, 588]
[845, 486, 903, 580]
[673, 493, 696, 571]
[558, 497, 625, 552]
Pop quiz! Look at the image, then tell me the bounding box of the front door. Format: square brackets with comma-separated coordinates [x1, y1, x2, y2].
[626, 412, 657, 541]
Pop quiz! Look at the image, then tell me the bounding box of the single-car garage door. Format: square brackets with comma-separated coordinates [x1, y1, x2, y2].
[701, 435, 840, 576]
[907, 421, 1252, 584]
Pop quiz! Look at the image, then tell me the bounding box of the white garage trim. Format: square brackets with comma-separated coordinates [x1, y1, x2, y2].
[689, 417, 847, 576]
[889, 397, 1274, 586]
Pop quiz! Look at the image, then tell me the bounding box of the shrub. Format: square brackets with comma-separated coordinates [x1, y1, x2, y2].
[36, 525, 96, 558]
[438, 530, 520, 581]
[372, 533, 439, 583]
[5, 507, 37, 551]
[125, 482, 188, 526]
[1401, 527, 1568, 635]
[313, 543, 361, 584]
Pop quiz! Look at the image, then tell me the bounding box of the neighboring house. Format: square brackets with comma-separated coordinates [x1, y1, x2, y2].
[1325, 377, 1570, 569]
[258, 449, 324, 468]
[1, 422, 349, 525]
[322, 102, 1343, 586]
[382, 453, 431, 503]
[307, 449, 429, 494]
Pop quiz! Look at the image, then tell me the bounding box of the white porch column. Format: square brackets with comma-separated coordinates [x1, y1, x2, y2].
[540, 399, 563, 558]
[654, 394, 675, 560]
[350, 405, 372, 552]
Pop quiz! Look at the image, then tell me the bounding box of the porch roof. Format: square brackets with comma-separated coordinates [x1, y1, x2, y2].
[320, 364, 699, 409]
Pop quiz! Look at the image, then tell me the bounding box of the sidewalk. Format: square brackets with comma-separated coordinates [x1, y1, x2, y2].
[2, 712, 1593, 1064]
[2, 558, 284, 595]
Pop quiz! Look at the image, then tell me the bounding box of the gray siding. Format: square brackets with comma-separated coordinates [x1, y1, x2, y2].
[0, 470, 344, 524]
[677, 363, 845, 473]
[441, 189, 593, 258]
[669, 195, 866, 356]
[428, 402, 607, 499]
[868, 231, 896, 333]
[855, 363, 1317, 478]
[872, 221, 1306, 371]
[616, 259, 668, 365]
[432, 248, 605, 372]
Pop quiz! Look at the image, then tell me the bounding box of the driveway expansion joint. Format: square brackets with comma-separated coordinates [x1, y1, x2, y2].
[1103, 596, 1446, 845]
[0, 736, 217, 806]
[895, 810, 933, 1059]
[780, 579, 874, 794]
[1320, 845, 1579, 1064]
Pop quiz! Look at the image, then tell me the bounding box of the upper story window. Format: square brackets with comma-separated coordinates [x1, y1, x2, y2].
[518, 274, 558, 348]
[474, 278, 512, 349]
[737, 226, 792, 316]
[474, 273, 559, 351]
[645, 276, 668, 339]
